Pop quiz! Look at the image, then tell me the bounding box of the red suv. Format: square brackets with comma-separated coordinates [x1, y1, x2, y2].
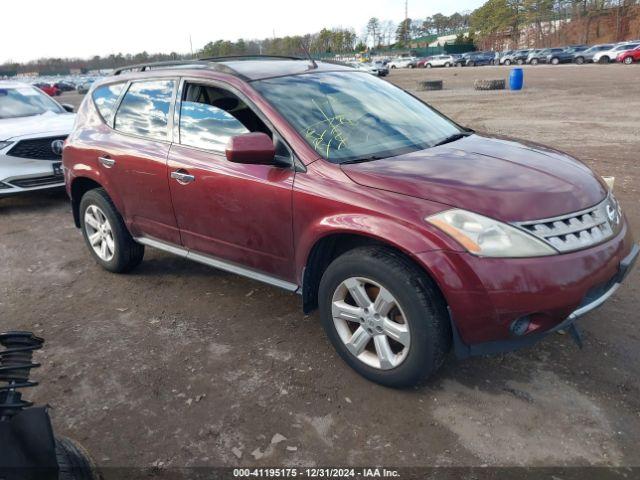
[617, 45, 640, 64]
[63, 57, 637, 387]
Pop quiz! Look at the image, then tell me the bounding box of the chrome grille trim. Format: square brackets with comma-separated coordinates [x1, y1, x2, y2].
[514, 194, 623, 253]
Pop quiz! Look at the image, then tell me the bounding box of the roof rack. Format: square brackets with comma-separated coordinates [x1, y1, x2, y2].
[112, 55, 308, 76]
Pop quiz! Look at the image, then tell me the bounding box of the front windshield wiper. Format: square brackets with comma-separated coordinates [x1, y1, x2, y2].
[340, 155, 387, 165]
[432, 131, 473, 147]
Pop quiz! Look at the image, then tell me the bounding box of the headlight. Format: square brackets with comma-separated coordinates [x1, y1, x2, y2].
[426, 209, 558, 258]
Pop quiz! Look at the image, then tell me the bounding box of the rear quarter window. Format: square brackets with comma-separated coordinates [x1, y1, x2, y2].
[114, 80, 175, 140]
[92, 83, 125, 123]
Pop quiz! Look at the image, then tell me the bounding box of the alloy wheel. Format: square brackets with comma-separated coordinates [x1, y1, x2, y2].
[84, 205, 115, 261]
[331, 277, 410, 370]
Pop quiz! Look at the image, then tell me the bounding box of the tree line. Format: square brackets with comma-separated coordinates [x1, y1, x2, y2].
[471, 0, 640, 49]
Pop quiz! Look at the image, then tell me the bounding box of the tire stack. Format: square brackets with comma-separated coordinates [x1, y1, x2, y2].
[417, 80, 444, 91]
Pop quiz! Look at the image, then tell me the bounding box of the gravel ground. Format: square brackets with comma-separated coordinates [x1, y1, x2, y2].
[1, 64, 639, 472]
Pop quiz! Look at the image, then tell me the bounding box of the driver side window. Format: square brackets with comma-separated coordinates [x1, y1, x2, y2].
[178, 83, 271, 152]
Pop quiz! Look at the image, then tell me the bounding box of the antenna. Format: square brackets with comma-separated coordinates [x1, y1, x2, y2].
[299, 40, 318, 69]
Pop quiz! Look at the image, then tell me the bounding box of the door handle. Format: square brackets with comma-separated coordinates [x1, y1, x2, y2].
[98, 156, 115, 168]
[171, 170, 195, 185]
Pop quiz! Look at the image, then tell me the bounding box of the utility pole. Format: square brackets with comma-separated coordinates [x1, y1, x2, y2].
[189, 35, 194, 58]
[405, 0, 408, 23]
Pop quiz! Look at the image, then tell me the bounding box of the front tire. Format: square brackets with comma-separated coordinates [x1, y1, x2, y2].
[624, 56, 633, 64]
[318, 247, 451, 388]
[79, 188, 144, 273]
[504, 59, 512, 66]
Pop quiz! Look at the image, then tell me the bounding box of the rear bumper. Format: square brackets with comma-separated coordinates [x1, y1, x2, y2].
[415, 221, 637, 351]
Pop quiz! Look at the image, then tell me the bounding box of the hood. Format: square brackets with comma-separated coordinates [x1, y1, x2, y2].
[341, 134, 607, 222]
[0, 111, 75, 141]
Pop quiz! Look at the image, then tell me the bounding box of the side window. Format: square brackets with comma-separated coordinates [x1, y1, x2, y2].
[92, 83, 124, 123]
[114, 80, 175, 140]
[178, 83, 271, 152]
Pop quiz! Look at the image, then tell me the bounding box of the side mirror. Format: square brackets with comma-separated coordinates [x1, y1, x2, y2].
[61, 104, 75, 113]
[225, 132, 275, 165]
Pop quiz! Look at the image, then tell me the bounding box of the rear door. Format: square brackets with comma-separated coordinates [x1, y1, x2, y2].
[103, 78, 180, 244]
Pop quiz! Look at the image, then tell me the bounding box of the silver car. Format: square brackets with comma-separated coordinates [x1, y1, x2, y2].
[0, 81, 75, 196]
[593, 42, 640, 63]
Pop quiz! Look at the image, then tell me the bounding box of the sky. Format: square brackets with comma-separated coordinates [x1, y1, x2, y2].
[0, 0, 483, 63]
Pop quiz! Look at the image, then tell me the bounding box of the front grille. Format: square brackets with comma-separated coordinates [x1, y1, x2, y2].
[9, 174, 64, 188]
[515, 194, 623, 253]
[6, 136, 67, 161]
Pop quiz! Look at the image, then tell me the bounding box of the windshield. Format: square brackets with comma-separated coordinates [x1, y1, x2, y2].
[0, 86, 64, 119]
[253, 72, 461, 163]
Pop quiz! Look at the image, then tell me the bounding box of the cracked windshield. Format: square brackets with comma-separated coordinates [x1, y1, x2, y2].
[254, 71, 461, 163]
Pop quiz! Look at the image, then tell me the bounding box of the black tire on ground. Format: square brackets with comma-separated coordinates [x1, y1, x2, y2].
[474, 79, 506, 91]
[417, 80, 443, 91]
[391, 65, 396, 69]
[599, 56, 610, 64]
[444, 62, 450, 67]
[79, 188, 144, 273]
[504, 59, 512, 65]
[318, 247, 451, 388]
[426, 63, 432, 68]
[575, 56, 584, 64]
[56, 437, 101, 480]
[469, 61, 476, 67]
[531, 58, 538, 65]
[551, 57, 560, 65]
[624, 57, 633, 64]
[517, 59, 524, 65]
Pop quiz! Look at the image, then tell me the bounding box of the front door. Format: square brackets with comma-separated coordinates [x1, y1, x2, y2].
[167, 81, 296, 281]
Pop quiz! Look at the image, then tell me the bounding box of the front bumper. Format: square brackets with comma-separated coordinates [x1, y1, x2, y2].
[0, 154, 64, 195]
[415, 222, 637, 355]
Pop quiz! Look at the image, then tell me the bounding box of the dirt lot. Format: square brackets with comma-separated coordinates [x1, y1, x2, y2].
[1, 64, 639, 472]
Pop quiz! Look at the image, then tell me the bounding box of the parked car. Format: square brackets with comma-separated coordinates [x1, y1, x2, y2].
[504, 49, 531, 65]
[371, 60, 389, 76]
[593, 42, 640, 63]
[423, 54, 457, 68]
[388, 57, 417, 69]
[0, 81, 75, 196]
[456, 51, 494, 66]
[415, 56, 433, 68]
[33, 82, 60, 97]
[63, 57, 637, 387]
[76, 79, 95, 94]
[498, 50, 514, 64]
[350, 62, 381, 76]
[573, 44, 615, 64]
[617, 45, 640, 64]
[548, 46, 588, 64]
[54, 81, 76, 92]
[528, 48, 564, 65]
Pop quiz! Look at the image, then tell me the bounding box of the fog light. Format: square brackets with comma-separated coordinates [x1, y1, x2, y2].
[510, 316, 531, 336]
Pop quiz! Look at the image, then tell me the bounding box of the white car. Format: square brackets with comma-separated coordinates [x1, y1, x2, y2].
[423, 55, 456, 68]
[388, 57, 417, 69]
[593, 42, 640, 63]
[0, 81, 75, 196]
[349, 62, 380, 75]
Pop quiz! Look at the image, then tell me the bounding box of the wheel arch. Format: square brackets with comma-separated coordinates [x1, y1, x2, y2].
[69, 176, 105, 228]
[300, 231, 447, 315]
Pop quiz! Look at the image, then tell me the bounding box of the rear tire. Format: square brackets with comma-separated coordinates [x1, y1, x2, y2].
[318, 247, 451, 388]
[79, 188, 144, 273]
[551, 57, 560, 65]
[599, 56, 610, 64]
[517, 59, 524, 65]
[575, 56, 585, 65]
[504, 59, 512, 66]
[531, 58, 538, 65]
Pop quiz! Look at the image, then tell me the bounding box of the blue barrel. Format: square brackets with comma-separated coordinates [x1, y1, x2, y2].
[509, 67, 524, 90]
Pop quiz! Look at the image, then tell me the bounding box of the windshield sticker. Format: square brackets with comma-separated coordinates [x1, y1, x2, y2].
[304, 99, 356, 159]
